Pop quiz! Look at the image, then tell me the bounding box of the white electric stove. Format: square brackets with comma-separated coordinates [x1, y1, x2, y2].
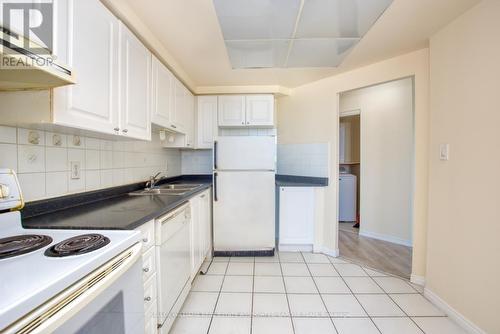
[0, 169, 144, 334]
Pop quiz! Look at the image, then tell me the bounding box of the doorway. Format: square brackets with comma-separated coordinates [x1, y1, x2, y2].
[337, 77, 414, 278]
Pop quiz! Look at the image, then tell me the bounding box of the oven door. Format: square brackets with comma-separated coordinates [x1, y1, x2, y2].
[6, 243, 145, 334]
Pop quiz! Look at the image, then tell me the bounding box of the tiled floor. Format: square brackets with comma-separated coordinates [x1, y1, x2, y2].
[170, 253, 466, 334]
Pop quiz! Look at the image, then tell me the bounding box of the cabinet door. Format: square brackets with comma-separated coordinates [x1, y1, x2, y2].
[218, 95, 246, 127]
[185, 90, 195, 148]
[279, 187, 315, 245]
[189, 197, 201, 278]
[53, 0, 119, 135]
[171, 78, 186, 133]
[119, 22, 152, 140]
[245, 95, 274, 127]
[199, 190, 212, 258]
[196, 96, 218, 149]
[151, 55, 173, 129]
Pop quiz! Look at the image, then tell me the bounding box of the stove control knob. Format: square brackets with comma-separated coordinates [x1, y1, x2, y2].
[0, 184, 9, 199]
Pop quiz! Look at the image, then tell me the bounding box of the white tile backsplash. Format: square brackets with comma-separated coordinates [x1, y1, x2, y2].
[182, 150, 213, 175]
[277, 143, 330, 178]
[0, 126, 182, 201]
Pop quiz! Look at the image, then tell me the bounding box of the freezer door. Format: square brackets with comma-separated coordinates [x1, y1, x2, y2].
[213, 171, 275, 251]
[214, 136, 276, 170]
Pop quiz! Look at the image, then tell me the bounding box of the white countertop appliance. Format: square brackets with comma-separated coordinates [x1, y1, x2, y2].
[213, 136, 276, 255]
[0, 169, 144, 334]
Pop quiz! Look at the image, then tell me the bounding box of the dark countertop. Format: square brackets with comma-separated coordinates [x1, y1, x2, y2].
[22, 175, 212, 231]
[275, 175, 329, 187]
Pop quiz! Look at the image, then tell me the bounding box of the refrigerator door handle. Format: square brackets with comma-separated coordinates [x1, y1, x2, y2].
[214, 140, 218, 170]
[214, 172, 218, 202]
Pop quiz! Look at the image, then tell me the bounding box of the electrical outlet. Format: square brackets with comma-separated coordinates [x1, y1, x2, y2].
[70, 161, 81, 179]
[439, 144, 450, 161]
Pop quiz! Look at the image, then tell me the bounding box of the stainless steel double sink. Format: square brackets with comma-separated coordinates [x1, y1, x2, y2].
[129, 183, 203, 196]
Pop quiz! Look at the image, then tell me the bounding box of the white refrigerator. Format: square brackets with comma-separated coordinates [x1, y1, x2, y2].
[213, 136, 276, 255]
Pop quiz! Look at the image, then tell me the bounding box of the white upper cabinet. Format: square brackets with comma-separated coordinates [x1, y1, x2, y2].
[196, 96, 218, 149]
[185, 90, 195, 148]
[151, 55, 173, 130]
[172, 78, 186, 133]
[245, 95, 275, 127]
[218, 95, 275, 128]
[119, 22, 152, 140]
[218, 95, 246, 127]
[53, 0, 120, 135]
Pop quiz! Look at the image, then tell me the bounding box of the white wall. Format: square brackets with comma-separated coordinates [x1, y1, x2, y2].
[426, 1, 500, 333]
[0, 125, 181, 201]
[340, 78, 414, 246]
[277, 143, 329, 178]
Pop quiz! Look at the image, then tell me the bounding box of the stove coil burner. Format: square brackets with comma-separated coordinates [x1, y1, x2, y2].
[45, 234, 110, 257]
[0, 235, 53, 260]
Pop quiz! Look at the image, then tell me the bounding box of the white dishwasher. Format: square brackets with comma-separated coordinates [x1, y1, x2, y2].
[155, 203, 192, 333]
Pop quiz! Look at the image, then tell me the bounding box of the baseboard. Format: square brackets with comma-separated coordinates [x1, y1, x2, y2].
[359, 230, 412, 247]
[410, 274, 426, 286]
[424, 288, 485, 334]
[316, 246, 339, 257]
[279, 244, 313, 252]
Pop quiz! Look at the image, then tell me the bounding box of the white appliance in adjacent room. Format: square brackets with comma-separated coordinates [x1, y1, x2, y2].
[339, 173, 357, 222]
[0, 169, 144, 334]
[213, 136, 276, 254]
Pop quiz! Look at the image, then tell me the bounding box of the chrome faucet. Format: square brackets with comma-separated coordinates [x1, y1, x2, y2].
[145, 172, 165, 190]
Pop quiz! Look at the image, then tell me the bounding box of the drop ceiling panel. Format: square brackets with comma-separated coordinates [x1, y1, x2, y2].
[287, 38, 359, 68]
[225, 40, 290, 69]
[296, 0, 394, 38]
[213, 0, 301, 40]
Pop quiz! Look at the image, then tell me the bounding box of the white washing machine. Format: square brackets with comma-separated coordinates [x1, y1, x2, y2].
[339, 173, 357, 221]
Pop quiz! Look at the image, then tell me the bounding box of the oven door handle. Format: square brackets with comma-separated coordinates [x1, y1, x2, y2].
[5, 243, 143, 334]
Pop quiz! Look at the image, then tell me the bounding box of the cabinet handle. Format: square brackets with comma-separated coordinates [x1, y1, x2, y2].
[114, 127, 119, 131]
[142, 238, 148, 243]
[241, 121, 244, 125]
[246, 122, 250, 125]
[171, 124, 177, 129]
[143, 267, 150, 273]
[122, 129, 128, 133]
[144, 296, 151, 302]
[200, 194, 206, 198]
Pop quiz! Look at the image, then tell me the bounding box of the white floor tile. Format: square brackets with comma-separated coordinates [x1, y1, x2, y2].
[255, 254, 280, 263]
[170, 315, 211, 334]
[412, 317, 467, 334]
[410, 283, 425, 293]
[334, 264, 368, 277]
[230, 256, 255, 263]
[252, 293, 290, 317]
[390, 294, 445, 316]
[252, 317, 294, 334]
[215, 293, 253, 316]
[279, 252, 304, 263]
[281, 263, 310, 276]
[287, 294, 329, 317]
[333, 318, 379, 334]
[192, 275, 224, 292]
[284, 276, 318, 294]
[253, 276, 286, 293]
[343, 277, 384, 294]
[207, 262, 228, 275]
[213, 256, 231, 262]
[356, 294, 405, 317]
[363, 268, 388, 277]
[302, 252, 330, 263]
[226, 262, 254, 276]
[373, 277, 418, 294]
[308, 263, 339, 277]
[372, 317, 423, 334]
[314, 277, 350, 294]
[254, 262, 282, 276]
[180, 292, 219, 315]
[329, 257, 349, 264]
[209, 316, 251, 334]
[221, 276, 253, 293]
[322, 294, 367, 317]
[293, 317, 337, 334]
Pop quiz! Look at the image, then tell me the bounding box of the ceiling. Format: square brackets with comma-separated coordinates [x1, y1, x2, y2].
[123, 0, 479, 89]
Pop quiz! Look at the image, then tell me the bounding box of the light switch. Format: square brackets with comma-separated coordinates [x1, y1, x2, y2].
[439, 144, 450, 161]
[70, 161, 81, 179]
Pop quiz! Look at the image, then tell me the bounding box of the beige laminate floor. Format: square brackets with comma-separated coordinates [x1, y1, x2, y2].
[338, 222, 412, 279]
[170, 253, 465, 334]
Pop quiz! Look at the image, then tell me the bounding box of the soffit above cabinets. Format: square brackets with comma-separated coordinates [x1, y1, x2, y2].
[213, 0, 394, 69]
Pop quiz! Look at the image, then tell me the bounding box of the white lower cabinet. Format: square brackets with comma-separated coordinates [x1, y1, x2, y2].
[189, 189, 212, 279]
[279, 187, 315, 250]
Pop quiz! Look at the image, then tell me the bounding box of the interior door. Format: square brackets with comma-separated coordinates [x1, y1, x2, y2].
[151, 56, 173, 128]
[217, 95, 246, 127]
[52, 0, 119, 134]
[119, 22, 151, 140]
[213, 171, 275, 251]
